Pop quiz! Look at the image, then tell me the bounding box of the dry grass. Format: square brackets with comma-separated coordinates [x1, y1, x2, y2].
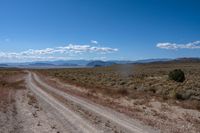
[36, 62, 200, 110]
[0, 69, 26, 111]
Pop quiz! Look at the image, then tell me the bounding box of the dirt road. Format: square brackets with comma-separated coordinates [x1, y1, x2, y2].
[26, 71, 157, 133]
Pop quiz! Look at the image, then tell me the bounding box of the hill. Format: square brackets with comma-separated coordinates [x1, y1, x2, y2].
[87, 61, 116, 67]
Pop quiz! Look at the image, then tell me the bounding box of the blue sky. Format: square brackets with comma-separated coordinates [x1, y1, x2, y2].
[0, 0, 200, 62]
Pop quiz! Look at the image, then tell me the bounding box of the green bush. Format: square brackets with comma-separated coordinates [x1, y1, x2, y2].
[168, 69, 185, 82]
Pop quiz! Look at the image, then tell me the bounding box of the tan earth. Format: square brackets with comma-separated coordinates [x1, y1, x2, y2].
[1, 70, 200, 133]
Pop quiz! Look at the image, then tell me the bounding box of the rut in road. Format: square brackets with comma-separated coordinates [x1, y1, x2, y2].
[29, 72, 157, 133]
[26, 72, 101, 133]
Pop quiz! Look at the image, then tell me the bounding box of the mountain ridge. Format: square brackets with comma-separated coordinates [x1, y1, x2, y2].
[1, 57, 200, 68]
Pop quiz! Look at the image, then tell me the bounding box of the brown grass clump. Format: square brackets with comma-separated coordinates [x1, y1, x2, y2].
[36, 62, 200, 110]
[116, 88, 128, 96]
[0, 69, 26, 111]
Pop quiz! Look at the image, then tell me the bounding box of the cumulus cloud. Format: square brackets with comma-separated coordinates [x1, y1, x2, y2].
[156, 41, 200, 50]
[0, 43, 118, 61]
[58, 44, 118, 53]
[91, 40, 98, 44]
[21, 48, 55, 55]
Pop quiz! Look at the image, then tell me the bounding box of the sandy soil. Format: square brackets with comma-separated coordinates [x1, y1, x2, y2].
[0, 89, 64, 133]
[27, 71, 157, 133]
[15, 89, 68, 133]
[1, 71, 199, 133]
[36, 72, 200, 133]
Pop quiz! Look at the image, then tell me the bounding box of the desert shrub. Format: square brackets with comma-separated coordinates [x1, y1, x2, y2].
[116, 88, 128, 95]
[175, 93, 184, 100]
[119, 81, 126, 85]
[168, 69, 185, 82]
[175, 90, 194, 100]
[149, 87, 156, 93]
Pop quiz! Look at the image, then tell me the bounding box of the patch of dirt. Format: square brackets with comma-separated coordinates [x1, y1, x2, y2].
[0, 70, 67, 133]
[40, 73, 200, 133]
[0, 89, 20, 133]
[15, 89, 63, 133]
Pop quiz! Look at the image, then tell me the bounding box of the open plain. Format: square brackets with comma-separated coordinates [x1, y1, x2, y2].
[1, 61, 200, 133]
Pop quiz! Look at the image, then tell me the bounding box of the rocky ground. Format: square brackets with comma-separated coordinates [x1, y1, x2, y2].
[39, 71, 200, 133]
[0, 68, 200, 133]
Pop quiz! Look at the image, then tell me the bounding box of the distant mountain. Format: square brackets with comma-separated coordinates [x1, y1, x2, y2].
[0, 64, 8, 67]
[60, 63, 78, 66]
[135, 57, 200, 64]
[87, 60, 116, 67]
[28, 60, 90, 66]
[58, 60, 90, 66]
[28, 63, 56, 66]
[109, 60, 135, 64]
[133, 58, 172, 64]
[173, 57, 200, 62]
[27, 62, 80, 68]
[0, 58, 199, 68]
[86, 59, 172, 67]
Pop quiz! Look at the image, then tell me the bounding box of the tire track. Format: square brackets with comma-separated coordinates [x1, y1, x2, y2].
[26, 72, 101, 133]
[30, 72, 157, 133]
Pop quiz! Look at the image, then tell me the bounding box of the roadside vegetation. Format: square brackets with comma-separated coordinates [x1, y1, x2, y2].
[168, 69, 185, 82]
[36, 62, 200, 110]
[0, 69, 26, 132]
[0, 69, 26, 111]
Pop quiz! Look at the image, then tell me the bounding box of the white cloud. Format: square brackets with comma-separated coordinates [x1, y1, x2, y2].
[0, 43, 118, 61]
[156, 41, 200, 50]
[21, 48, 55, 55]
[58, 44, 118, 53]
[91, 40, 98, 44]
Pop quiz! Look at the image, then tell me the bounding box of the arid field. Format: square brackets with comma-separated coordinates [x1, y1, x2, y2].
[37, 61, 200, 109]
[35, 61, 200, 132]
[0, 62, 200, 133]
